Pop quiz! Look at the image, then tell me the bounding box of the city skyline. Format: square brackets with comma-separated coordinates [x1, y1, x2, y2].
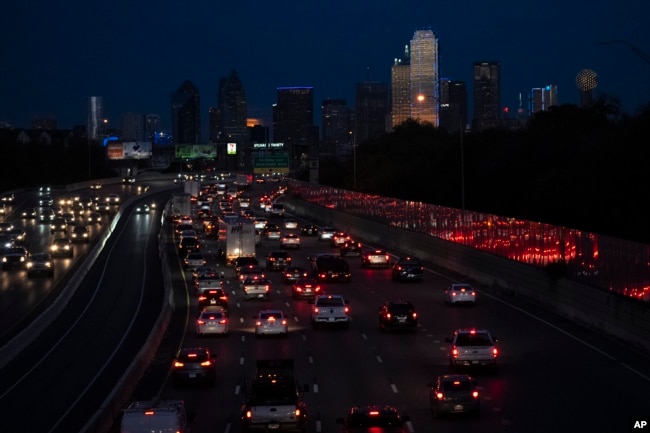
[1, 1, 649, 136]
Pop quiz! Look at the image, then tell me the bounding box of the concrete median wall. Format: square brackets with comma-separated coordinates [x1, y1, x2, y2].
[285, 197, 650, 354]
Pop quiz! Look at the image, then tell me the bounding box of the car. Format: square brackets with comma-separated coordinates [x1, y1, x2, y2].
[283, 265, 310, 284]
[122, 176, 136, 185]
[263, 224, 282, 240]
[87, 212, 103, 224]
[242, 277, 271, 300]
[39, 185, 51, 195]
[137, 184, 150, 193]
[253, 217, 268, 230]
[378, 300, 418, 332]
[38, 195, 53, 207]
[197, 287, 229, 310]
[89, 182, 102, 190]
[311, 294, 350, 328]
[266, 250, 291, 271]
[280, 233, 301, 249]
[184, 251, 206, 269]
[292, 277, 322, 300]
[178, 237, 200, 253]
[2, 246, 28, 270]
[361, 249, 391, 268]
[444, 283, 477, 306]
[1, 192, 15, 203]
[172, 347, 217, 386]
[318, 226, 336, 241]
[50, 217, 68, 234]
[7, 227, 26, 245]
[26, 252, 54, 278]
[95, 202, 111, 214]
[237, 265, 265, 283]
[330, 231, 351, 247]
[233, 256, 260, 274]
[135, 203, 151, 213]
[61, 211, 75, 224]
[283, 218, 299, 230]
[0, 222, 14, 233]
[336, 405, 410, 433]
[21, 207, 38, 219]
[253, 309, 289, 336]
[309, 254, 352, 283]
[340, 239, 362, 256]
[300, 224, 319, 236]
[391, 256, 424, 282]
[70, 224, 90, 243]
[428, 374, 481, 418]
[0, 203, 7, 216]
[50, 237, 74, 258]
[38, 208, 56, 223]
[106, 193, 120, 204]
[195, 306, 229, 336]
[446, 328, 499, 373]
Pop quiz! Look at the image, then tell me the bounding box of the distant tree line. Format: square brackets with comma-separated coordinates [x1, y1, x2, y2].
[317, 97, 650, 244]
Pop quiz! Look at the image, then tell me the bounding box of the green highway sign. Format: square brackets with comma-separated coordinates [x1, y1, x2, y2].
[253, 154, 289, 168]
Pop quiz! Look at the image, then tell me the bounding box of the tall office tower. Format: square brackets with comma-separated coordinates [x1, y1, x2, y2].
[87, 96, 104, 142]
[215, 69, 249, 146]
[530, 85, 559, 115]
[144, 113, 161, 141]
[473, 61, 501, 132]
[409, 29, 440, 127]
[355, 80, 389, 144]
[273, 87, 314, 160]
[391, 44, 411, 129]
[576, 69, 597, 106]
[321, 98, 353, 154]
[121, 112, 144, 141]
[439, 79, 468, 134]
[171, 80, 201, 144]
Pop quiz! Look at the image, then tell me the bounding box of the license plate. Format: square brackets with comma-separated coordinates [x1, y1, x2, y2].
[472, 360, 479, 364]
[305, 288, 312, 292]
[328, 318, 335, 322]
[268, 424, 280, 429]
[398, 317, 406, 322]
[189, 373, 196, 378]
[454, 405, 464, 411]
[210, 299, 217, 304]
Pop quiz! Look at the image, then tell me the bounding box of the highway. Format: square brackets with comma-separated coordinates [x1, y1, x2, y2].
[1, 179, 649, 433]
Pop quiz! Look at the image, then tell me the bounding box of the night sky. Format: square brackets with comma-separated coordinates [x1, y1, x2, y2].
[2, 0, 649, 137]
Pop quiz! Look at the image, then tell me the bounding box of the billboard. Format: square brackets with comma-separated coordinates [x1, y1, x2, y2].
[107, 141, 152, 160]
[175, 144, 217, 159]
[227, 143, 237, 155]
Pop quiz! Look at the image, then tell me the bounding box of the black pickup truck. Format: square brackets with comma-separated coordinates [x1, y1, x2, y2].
[308, 254, 352, 283]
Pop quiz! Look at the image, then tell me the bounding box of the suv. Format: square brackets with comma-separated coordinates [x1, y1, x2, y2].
[336, 405, 410, 432]
[266, 250, 291, 271]
[26, 252, 54, 278]
[50, 237, 74, 258]
[241, 359, 308, 432]
[446, 328, 498, 373]
[428, 374, 481, 418]
[391, 256, 424, 282]
[378, 300, 417, 332]
[172, 347, 217, 386]
[2, 247, 28, 270]
[309, 254, 352, 283]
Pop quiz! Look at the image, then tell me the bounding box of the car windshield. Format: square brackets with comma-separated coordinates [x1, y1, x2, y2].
[200, 311, 224, 319]
[455, 333, 492, 346]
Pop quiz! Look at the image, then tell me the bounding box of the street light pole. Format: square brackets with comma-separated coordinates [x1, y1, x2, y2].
[460, 119, 465, 211]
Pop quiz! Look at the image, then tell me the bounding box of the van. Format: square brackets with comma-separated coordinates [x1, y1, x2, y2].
[121, 399, 192, 433]
[270, 203, 285, 217]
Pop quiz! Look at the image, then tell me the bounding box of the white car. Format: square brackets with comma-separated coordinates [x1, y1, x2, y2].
[283, 219, 299, 230]
[280, 233, 301, 249]
[253, 310, 288, 336]
[184, 251, 206, 269]
[254, 217, 268, 230]
[195, 307, 229, 336]
[444, 283, 477, 306]
[318, 226, 336, 241]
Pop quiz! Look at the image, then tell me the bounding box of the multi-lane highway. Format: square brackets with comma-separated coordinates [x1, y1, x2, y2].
[1, 179, 649, 433]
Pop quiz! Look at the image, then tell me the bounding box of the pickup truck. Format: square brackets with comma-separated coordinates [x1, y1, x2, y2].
[242, 277, 271, 300]
[446, 328, 499, 373]
[308, 254, 352, 283]
[241, 359, 308, 432]
[311, 294, 350, 329]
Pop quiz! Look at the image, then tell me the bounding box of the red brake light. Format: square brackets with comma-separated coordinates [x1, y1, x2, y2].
[472, 391, 479, 399]
[386, 313, 391, 319]
[344, 306, 349, 314]
[197, 320, 205, 325]
[173, 361, 184, 368]
[369, 410, 380, 416]
[144, 410, 155, 415]
[452, 348, 459, 358]
[200, 360, 212, 367]
[492, 347, 498, 357]
[436, 392, 444, 399]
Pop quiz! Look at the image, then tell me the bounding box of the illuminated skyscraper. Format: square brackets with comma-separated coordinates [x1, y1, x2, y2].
[87, 96, 104, 142]
[473, 61, 501, 131]
[530, 85, 558, 115]
[409, 29, 440, 126]
[391, 45, 411, 128]
[171, 80, 201, 144]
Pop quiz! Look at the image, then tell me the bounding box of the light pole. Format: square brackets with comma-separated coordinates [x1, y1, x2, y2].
[460, 119, 465, 211]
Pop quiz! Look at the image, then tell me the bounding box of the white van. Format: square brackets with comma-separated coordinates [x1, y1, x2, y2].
[121, 400, 191, 433]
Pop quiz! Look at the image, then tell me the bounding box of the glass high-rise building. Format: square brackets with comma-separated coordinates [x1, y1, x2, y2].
[355, 81, 389, 144]
[121, 112, 144, 141]
[391, 45, 411, 129]
[213, 69, 248, 145]
[439, 79, 468, 134]
[530, 85, 558, 115]
[321, 98, 353, 155]
[87, 96, 104, 142]
[409, 29, 440, 127]
[171, 80, 201, 144]
[473, 61, 501, 132]
[273, 86, 314, 160]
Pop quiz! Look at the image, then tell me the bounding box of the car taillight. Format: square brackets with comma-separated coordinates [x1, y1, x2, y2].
[436, 392, 444, 399]
[281, 319, 287, 325]
[218, 319, 227, 324]
[386, 313, 391, 319]
[492, 347, 498, 357]
[412, 312, 417, 318]
[245, 410, 252, 419]
[197, 320, 205, 325]
[313, 307, 319, 313]
[452, 347, 459, 358]
[265, 285, 270, 292]
[200, 360, 212, 367]
[472, 391, 479, 399]
[198, 296, 207, 302]
[173, 361, 184, 368]
[344, 306, 349, 314]
[256, 321, 262, 326]
[294, 408, 301, 417]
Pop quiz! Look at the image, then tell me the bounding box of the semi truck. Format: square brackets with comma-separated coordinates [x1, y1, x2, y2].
[221, 216, 257, 265]
[169, 193, 192, 220]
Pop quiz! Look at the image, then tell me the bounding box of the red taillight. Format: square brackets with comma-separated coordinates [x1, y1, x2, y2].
[218, 319, 227, 324]
[436, 392, 444, 399]
[492, 347, 498, 357]
[200, 360, 212, 367]
[245, 410, 252, 419]
[295, 408, 301, 417]
[265, 285, 270, 292]
[197, 320, 205, 325]
[313, 307, 319, 313]
[386, 313, 392, 319]
[281, 320, 287, 325]
[198, 296, 207, 302]
[412, 312, 417, 319]
[144, 410, 155, 415]
[173, 361, 184, 368]
[452, 347, 459, 358]
[369, 410, 380, 416]
[344, 306, 349, 314]
[256, 321, 262, 326]
[472, 391, 479, 399]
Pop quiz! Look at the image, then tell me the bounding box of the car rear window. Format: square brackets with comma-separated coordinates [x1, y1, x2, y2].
[260, 312, 282, 320]
[347, 413, 401, 427]
[389, 304, 413, 314]
[443, 380, 472, 391]
[316, 297, 344, 307]
[455, 333, 492, 346]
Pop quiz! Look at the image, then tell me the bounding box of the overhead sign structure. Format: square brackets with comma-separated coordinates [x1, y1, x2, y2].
[253, 153, 290, 174]
[175, 144, 217, 159]
[107, 141, 152, 160]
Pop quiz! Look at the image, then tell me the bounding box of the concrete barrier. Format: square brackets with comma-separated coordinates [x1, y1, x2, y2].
[285, 196, 650, 354]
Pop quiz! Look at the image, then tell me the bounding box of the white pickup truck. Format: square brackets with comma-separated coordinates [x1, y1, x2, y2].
[446, 328, 499, 373]
[242, 277, 271, 300]
[240, 359, 308, 432]
[310, 294, 350, 329]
